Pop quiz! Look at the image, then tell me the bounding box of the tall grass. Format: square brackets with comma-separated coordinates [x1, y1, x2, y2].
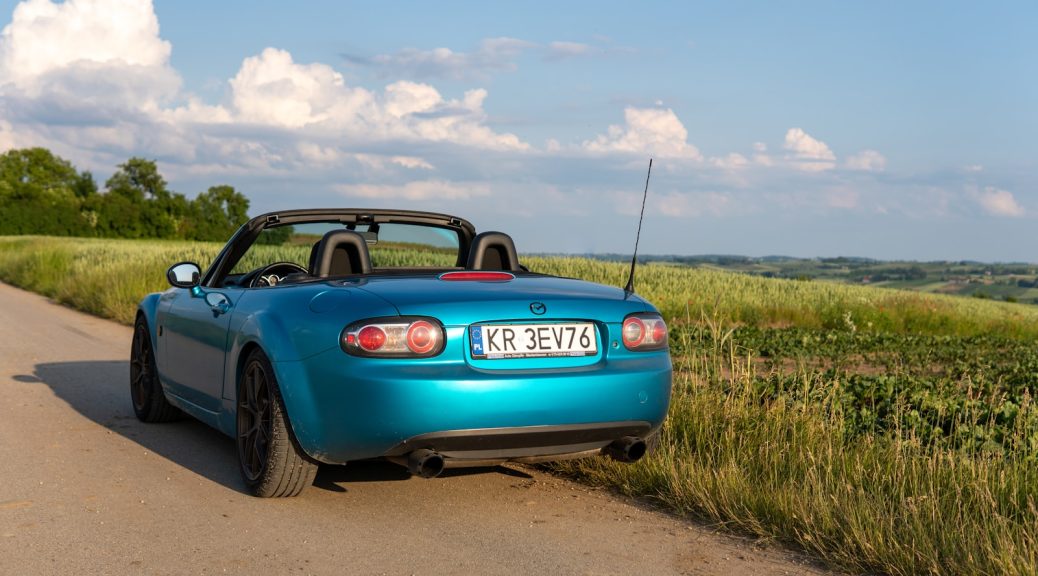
[4, 236, 1035, 338]
[3, 235, 1038, 574]
[0, 236, 221, 323]
[556, 309, 1038, 575]
[526, 256, 1038, 339]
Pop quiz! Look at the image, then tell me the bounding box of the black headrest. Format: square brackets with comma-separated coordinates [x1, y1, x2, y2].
[308, 241, 321, 273]
[311, 230, 373, 278]
[466, 231, 520, 271]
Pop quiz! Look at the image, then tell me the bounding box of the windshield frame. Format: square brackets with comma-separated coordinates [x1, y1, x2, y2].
[201, 208, 476, 288]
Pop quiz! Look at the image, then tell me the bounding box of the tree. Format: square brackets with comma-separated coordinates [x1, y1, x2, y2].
[72, 171, 98, 199]
[103, 158, 190, 238]
[89, 192, 137, 238]
[0, 147, 258, 241]
[188, 185, 250, 241]
[105, 157, 169, 203]
[0, 147, 80, 197]
[0, 148, 94, 235]
[255, 225, 293, 245]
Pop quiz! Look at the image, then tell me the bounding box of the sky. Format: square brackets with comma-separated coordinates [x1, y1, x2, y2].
[0, 0, 1035, 261]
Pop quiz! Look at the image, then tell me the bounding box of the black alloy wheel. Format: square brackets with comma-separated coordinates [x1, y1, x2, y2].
[130, 316, 180, 422]
[236, 349, 317, 497]
[237, 357, 272, 483]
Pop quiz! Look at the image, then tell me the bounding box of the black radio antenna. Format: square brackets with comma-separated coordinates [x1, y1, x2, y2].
[623, 158, 653, 294]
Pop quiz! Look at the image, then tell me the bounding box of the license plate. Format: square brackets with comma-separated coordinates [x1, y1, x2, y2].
[470, 323, 597, 359]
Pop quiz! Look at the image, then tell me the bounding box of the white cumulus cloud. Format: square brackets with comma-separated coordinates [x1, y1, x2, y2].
[0, 0, 178, 107]
[367, 37, 534, 80]
[0, 0, 530, 173]
[0, 0, 170, 83]
[709, 153, 749, 169]
[226, 50, 527, 150]
[546, 41, 592, 60]
[0, 117, 17, 150]
[361, 37, 602, 78]
[975, 186, 1024, 217]
[783, 127, 835, 172]
[335, 180, 491, 201]
[751, 142, 773, 166]
[4, 0, 986, 244]
[845, 149, 886, 171]
[0, 0, 186, 165]
[653, 191, 731, 218]
[230, 48, 374, 129]
[355, 154, 434, 171]
[583, 107, 702, 160]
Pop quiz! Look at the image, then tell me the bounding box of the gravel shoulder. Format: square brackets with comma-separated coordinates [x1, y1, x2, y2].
[0, 280, 832, 575]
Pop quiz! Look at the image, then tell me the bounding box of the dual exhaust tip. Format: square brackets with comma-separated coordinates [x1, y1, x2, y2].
[398, 436, 648, 479]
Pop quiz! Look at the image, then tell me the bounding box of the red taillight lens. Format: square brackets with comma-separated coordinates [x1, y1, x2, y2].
[342, 317, 444, 357]
[406, 320, 438, 354]
[651, 321, 667, 343]
[622, 314, 668, 351]
[622, 317, 645, 347]
[357, 326, 386, 351]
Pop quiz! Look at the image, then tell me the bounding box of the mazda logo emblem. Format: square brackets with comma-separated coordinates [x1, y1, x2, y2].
[530, 302, 546, 315]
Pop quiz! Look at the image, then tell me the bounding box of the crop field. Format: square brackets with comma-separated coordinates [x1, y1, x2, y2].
[3, 235, 1038, 575]
[636, 254, 1038, 305]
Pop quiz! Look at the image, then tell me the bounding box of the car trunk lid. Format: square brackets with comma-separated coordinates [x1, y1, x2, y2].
[350, 273, 647, 325]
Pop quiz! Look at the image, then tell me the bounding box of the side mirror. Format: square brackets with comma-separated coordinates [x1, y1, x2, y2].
[167, 262, 201, 288]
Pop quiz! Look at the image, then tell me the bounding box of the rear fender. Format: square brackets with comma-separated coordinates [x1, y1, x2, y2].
[226, 310, 301, 396]
[220, 289, 399, 457]
[218, 309, 343, 453]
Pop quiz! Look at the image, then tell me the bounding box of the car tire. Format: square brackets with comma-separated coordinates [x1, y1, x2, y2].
[237, 349, 317, 497]
[130, 316, 182, 423]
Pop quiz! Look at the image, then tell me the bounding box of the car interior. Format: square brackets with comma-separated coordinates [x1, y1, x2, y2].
[226, 226, 524, 288]
[309, 230, 373, 278]
[466, 231, 521, 272]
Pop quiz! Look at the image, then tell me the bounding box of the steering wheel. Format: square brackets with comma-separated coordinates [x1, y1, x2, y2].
[250, 262, 308, 287]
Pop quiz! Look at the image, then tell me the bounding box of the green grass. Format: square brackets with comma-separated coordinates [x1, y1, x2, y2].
[565, 303, 1038, 574]
[3, 235, 1038, 574]
[0, 236, 220, 323]
[4, 235, 1038, 336]
[559, 379, 1038, 574]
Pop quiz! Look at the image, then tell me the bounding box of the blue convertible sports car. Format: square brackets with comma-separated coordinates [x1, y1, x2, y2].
[131, 209, 672, 497]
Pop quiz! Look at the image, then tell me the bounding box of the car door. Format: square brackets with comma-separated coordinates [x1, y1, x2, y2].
[160, 287, 241, 413]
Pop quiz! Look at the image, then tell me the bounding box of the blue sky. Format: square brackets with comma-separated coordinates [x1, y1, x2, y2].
[0, 1, 1034, 260]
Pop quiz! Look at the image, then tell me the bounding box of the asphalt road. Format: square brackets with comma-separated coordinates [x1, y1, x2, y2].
[0, 281, 829, 576]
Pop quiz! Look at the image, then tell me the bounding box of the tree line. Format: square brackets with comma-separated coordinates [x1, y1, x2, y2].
[0, 147, 250, 241]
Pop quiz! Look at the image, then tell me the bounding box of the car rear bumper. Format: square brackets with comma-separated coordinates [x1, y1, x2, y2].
[273, 349, 672, 464]
[384, 421, 652, 461]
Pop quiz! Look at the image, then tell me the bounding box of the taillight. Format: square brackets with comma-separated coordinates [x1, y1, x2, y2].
[406, 320, 438, 354]
[622, 313, 667, 351]
[357, 326, 386, 351]
[342, 317, 445, 357]
[622, 317, 645, 347]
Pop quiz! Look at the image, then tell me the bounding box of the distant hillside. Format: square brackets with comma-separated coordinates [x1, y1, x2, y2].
[556, 253, 1038, 305]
